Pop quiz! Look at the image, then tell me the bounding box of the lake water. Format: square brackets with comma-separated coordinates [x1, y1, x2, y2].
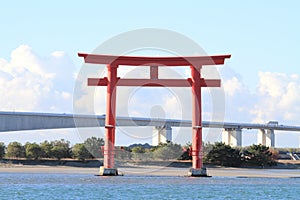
[1, 172, 300, 199]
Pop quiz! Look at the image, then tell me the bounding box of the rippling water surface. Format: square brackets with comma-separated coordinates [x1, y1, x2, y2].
[1, 173, 300, 199]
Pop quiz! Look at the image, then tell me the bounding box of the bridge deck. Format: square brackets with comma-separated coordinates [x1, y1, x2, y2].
[1, 111, 300, 132]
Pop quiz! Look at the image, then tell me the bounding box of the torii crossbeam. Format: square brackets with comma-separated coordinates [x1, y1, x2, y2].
[78, 53, 231, 176]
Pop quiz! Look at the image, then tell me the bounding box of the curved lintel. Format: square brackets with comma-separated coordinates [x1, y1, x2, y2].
[78, 53, 231, 66]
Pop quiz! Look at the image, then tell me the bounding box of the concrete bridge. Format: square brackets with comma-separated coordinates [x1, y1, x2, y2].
[1, 111, 300, 147]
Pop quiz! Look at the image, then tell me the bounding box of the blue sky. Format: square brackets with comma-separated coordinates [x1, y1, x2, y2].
[1, 1, 299, 76]
[0, 1, 300, 147]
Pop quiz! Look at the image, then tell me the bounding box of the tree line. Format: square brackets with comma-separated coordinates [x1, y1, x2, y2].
[0, 138, 278, 167]
[204, 142, 278, 167]
[129, 142, 278, 167]
[0, 137, 104, 161]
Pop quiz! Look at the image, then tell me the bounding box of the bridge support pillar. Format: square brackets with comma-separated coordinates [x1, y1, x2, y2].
[152, 126, 172, 146]
[257, 129, 275, 147]
[222, 128, 242, 147]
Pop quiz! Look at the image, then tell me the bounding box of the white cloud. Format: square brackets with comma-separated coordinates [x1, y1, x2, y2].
[61, 91, 71, 100]
[223, 76, 243, 96]
[219, 68, 300, 125]
[250, 72, 300, 123]
[0, 45, 75, 112]
[258, 72, 288, 97]
[51, 51, 65, 57]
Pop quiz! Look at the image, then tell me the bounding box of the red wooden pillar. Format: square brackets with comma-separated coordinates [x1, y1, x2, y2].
[191, 65, 203, 169]
[104, 64, 118, 168]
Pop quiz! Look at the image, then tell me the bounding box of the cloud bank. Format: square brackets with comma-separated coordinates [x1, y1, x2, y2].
[221, 67, 300, 125]
[0, 45, 75, 112]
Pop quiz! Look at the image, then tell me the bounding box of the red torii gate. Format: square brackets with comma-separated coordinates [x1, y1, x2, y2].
[78, 53, 231, 176]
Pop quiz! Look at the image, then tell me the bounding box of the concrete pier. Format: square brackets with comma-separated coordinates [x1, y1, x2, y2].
[257, 129, 275, 147]
[152, 126, 172, 146]
[222, 128, 242, 147]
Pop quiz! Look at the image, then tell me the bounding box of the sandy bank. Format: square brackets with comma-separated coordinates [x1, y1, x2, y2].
[1, 165, 300, 178]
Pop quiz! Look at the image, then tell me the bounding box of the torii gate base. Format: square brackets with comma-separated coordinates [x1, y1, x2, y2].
[79, 53, 231, 177]
[99, 166, 118, 176]
[188, 168, 211, 177]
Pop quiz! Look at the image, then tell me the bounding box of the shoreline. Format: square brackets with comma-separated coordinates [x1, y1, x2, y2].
[1, 160, 300, 178]
[1, 159, 300, 169]
[1, 165, 300, 178]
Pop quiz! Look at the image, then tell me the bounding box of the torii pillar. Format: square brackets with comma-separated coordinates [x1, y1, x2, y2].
[78, 53, 231, 176]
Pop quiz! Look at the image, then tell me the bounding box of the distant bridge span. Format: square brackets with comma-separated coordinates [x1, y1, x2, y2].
[1, 111, 300, 147]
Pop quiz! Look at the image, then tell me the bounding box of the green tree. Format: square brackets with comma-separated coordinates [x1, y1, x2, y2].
[115, 146, 132, 160]
[40, 140, 53, 158]
[243, 144, 276, 167]
[152, 142, 183, 160]
[0, 142, 5, 159]
[25, 142, 43, 160]
[132, 146, 146, 153]
[205, 142, 242, 167]
[83, 137, 104, 158]
[6, 142, 25, 158]
[72, 143, 92, 161]
[131, 146, 146, 160]
[179, 142, 192, 160]
[51, 139, 71, 160]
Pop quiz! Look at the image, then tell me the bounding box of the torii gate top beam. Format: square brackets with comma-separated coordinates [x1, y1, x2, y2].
[78, 53, 231, 66]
